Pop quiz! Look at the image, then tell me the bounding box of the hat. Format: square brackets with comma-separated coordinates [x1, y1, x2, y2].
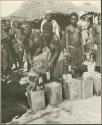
[79, 11, 89, 19]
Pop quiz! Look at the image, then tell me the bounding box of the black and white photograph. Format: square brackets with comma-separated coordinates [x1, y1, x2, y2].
[0, 0, 101, 124]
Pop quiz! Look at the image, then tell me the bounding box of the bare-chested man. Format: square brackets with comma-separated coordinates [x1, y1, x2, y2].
[1, 21, 13, 78]
[21, 24, 42, 71]
[40, 10, 61, 80]
[65, 12, 83, 77]
[9, 21, 24, 69]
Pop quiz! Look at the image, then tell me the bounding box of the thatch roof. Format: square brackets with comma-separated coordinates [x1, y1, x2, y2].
[79, 3, 100, 13]
[8, 0, 79, 20]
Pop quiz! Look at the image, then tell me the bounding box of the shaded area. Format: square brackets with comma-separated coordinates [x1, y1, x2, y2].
[1, 71, 29, 123]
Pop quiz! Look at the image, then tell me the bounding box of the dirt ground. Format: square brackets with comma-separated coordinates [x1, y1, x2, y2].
[10, 96, 101, 124]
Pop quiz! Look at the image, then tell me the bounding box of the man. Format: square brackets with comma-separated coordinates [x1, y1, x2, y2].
[5, 20, 11, 32]
[21, 24, 43, 71]
[1, 21, 13, 78]
[10, 21, 24, 69]
[39, 10, 61, 80]
[41, 10, 60, 40]
[65, 12, 83, 78]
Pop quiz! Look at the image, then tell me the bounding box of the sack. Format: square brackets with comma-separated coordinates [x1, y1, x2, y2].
[33, 52, 50, 74]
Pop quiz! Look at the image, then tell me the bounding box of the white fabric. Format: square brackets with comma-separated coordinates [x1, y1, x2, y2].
[41, 19, 60, 39]
[78, 11, 86, 19]
[77, 20, 88, 45]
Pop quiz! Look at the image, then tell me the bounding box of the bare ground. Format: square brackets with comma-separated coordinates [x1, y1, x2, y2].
[10, 96, 101, 124]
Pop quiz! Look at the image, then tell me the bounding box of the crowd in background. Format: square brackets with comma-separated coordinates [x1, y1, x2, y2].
[1, 10, 101, 82]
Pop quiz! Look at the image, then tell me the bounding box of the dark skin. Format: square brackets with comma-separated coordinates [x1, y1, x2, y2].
[22, 27, 42, 71]
[1, 23, 13, 76]
[40, 14, 61, 78]
[39, 34, 61, 72]
[70, 15, 78, 27]
[65, 15, 83, 78]
[33, 33, 61, 81]
[6, 20, 11, 32]
[65, 15, 79, 56]
[46, 13, 52, 22]
[9, 22, 24, 68]
[46, 35, 61, 81]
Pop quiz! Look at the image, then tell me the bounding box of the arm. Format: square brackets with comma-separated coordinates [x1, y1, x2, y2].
[48, 39, 61, 70]
[50, 51, 60, 67]
[40, 20, 46, 32]
[33, 47, 42, 58]
[26, 49, 33, 65]
[65, 27, 70, 56]
[33, 39, 43, 60]
[79, 26, 83, 48]
[53, 20, 60, 39]
[22, 36, 33, 65]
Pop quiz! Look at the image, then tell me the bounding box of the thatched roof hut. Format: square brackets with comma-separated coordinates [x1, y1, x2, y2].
[8, 0, 79, 20]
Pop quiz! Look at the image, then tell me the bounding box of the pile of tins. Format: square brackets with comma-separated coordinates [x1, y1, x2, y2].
[26, 71, 101, 112]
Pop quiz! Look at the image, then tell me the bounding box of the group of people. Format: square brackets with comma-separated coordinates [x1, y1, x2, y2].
[1, 10, 101, 82]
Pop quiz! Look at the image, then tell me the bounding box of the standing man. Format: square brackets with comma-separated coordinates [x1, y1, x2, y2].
[10, 21, 24, 69]
[1, 21, 13, 79]
[65, 12, 83, 78]
[41, 10, 60, 41]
